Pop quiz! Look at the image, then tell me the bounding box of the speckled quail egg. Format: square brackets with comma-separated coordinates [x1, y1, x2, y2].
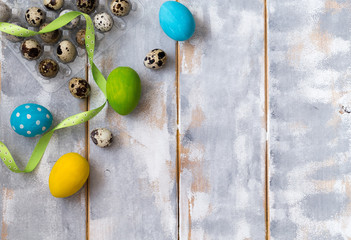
[40, 23, 61, 43]
[0, 2, 11, 22]
[76, 29, 86, 46]
[144, 49, 167, 69]
[69, 77, 91, 99]
[59, 10, 80, 29]
[57, 40, 77, 63]
[3, 22, 24, 42]
[76, 0, 97, 14]
[20, 39, 42, 60]
[25, 7, 46, 27]
[90, 128, 113, 148]
[94, 12, 113, 32]
[39, 59, 59, 78]
[110, 0, 131, 17]
[43, 0, 64, 11]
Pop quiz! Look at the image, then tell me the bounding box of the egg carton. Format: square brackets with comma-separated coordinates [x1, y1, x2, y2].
[1, 0, 144, 92]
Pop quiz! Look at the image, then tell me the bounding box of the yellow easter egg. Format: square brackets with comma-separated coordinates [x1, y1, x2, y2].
[49, 152, 90, 198]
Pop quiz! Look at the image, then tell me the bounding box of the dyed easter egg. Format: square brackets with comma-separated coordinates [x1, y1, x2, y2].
[106, 67, 141, 115]
[49, 152, 90, 198]
[159, 1, 195, 41]
[10, 103, 53, 137]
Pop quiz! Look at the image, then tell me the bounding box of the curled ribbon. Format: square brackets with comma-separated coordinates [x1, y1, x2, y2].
[0, 11, 108, 173]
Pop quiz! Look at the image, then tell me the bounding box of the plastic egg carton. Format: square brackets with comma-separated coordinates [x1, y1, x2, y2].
[1, 0, 144, 92]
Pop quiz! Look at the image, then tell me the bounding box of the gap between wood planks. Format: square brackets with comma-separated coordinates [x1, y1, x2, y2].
[264, 0, 270, 239]
[175, 2, 181, 240]
[0, 63, 2, 97]
[176, 40, 181, 240]
[85, 55, 90, 240]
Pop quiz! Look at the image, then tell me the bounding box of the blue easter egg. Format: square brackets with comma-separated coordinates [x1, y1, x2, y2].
[159, 1, 195, 41]
[10, 103, 53, 137]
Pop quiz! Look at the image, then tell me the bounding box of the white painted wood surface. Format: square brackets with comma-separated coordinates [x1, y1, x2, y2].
[178, 0, 266, 239]
[0, 29, 88, 240]
[87, 0, 177, 238]
[269, 0, 351, 239]
[3, 0, 351, 239]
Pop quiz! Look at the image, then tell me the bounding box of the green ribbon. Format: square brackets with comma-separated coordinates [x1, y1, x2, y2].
[0, 11, 108, 173]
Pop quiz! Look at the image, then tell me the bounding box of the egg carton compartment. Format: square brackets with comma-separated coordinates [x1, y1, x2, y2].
[91, 0, 145, 58]
[1, 0, 144, 92]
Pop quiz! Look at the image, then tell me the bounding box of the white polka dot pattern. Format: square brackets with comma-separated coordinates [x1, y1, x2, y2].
[10, 103, 53, 137]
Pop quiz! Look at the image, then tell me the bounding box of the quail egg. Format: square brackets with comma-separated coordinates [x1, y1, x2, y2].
[25, 7, 46, 27]
[0, 2, 11, 22]
[76, 0, 97, 14]
[90, 128, 113, 148]
[93, 12, 113, 32]
[143, 49, 167, 69]
[20, 39, 42, 60]
[3, 22, 24, 42]
[43, 0, 64, 11]
[69, 78, 91, 99]
[57, 40, 77, 63]
[40, 23, 61, 43]
[76, 29, 86, 46]
[59, 10, 80, 29]
[110, 0, 131, 17]
[39, 59, 59, 78]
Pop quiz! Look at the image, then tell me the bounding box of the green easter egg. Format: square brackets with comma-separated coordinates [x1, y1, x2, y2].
[106, 67, 142, 115]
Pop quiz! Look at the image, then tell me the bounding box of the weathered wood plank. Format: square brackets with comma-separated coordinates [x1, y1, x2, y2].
[269, 0, 351, 239]
[178, 1, 266, 239]
[0, 30, 87, 239]
[87, 0, 177, 239]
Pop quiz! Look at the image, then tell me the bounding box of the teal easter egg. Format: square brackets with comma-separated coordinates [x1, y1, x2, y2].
[106, 67, 141, 115]
[159, 1, 195, 41]
[10, 103, 53, 137]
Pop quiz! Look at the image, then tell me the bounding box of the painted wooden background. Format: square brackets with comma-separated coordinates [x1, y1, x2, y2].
[87, 0, 178, 238]
[0, 29, 88, 239]
[2, 0, 351, 239]
[269, 0, 351, 239]
[178, 0, 266, 239]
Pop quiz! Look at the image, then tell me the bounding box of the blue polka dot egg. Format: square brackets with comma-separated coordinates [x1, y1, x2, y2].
[10, 103, 53, 137]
